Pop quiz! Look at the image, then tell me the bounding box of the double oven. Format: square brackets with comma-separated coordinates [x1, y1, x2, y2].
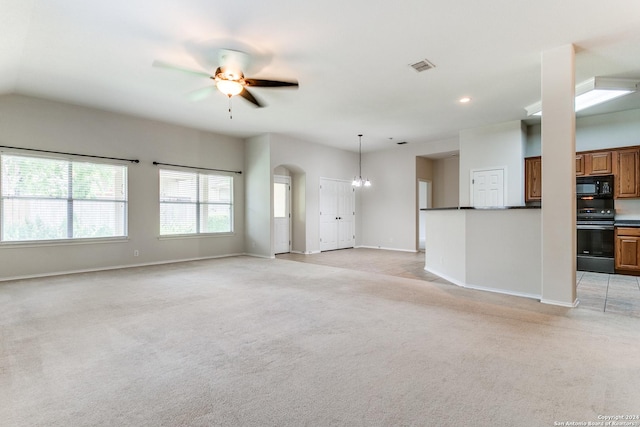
[576, 175, 615, 273]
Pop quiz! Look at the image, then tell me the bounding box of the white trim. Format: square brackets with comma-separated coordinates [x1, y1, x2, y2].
[424, 266, 542, 302]
[158, 232, 235, 240]
[243, 252, 273, 259]
[0, 237, 129, 249]
[464, 282, 541, 301]
[540, 298, 579, 308]
[357, 245, 418, 253]
[0, 252, 245, 283]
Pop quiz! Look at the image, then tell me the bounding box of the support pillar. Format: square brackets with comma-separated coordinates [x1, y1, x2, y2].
[541, 44, 577, 306]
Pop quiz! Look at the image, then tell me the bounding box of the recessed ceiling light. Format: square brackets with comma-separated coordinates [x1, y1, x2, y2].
[459, 97, 472, 104]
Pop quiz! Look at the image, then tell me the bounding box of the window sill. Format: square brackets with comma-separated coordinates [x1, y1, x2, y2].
[158, 232, 235, 241]
[0, 236, 129, 249]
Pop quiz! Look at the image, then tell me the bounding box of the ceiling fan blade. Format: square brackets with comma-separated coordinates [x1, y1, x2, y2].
[239, 88, 263, 107]
[152, 60, 212, 78]
[244, 78, 299, 88]
[187, 86, 217, 102]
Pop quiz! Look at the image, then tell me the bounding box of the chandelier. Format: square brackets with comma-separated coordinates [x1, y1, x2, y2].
[352, 134, 371, 188]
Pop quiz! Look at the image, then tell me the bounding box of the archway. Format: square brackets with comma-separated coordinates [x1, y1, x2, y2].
[273, 164, 307, 255]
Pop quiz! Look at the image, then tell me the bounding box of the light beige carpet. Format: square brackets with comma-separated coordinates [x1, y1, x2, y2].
[1, 256, 639, 426]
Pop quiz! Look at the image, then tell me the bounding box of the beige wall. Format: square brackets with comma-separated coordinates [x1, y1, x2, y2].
[0, 95, 245, 280]
[432, 156, 459, 208]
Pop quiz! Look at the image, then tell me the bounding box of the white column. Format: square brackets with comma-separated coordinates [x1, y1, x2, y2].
[541, 44, 577, 306]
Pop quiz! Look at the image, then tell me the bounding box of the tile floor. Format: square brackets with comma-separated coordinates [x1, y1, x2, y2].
[577, 270, 640, 317]
[278, 248, 640, 318]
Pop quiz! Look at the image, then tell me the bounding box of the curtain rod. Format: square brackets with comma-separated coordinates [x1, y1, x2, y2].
[0, 145, 140, 163]
[153, 161, 242, 174]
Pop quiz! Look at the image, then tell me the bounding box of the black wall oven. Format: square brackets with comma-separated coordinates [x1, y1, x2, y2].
[576, 175, 615, 273]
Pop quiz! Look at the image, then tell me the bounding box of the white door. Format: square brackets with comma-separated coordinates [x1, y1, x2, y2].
[274, 175, 291, 254]
[471, 169, 504, 207]
[320, 178, 355, 251]
[320, 179, 339, 251]
[337, 181, 355, 249]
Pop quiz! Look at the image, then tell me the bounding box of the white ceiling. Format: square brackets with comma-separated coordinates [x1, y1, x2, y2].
[3, 0, 640, 153]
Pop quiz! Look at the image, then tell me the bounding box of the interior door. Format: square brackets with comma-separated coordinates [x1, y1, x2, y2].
[320, 179, 339, 251]
[337, 181, 355, 249]
[273, 175, 291, 254]
[320, 178, 355, 251]
[472, 169, 504, 207]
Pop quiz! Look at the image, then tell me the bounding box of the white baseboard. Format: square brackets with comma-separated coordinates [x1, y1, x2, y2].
[424, 266, 541, 301]
[423, 266, 466, 288]
[0, 253, 245, 282]
[540, 298, 579, 308]
[243, 252, 274, 259]
[464, 282, 541, 301]
[356, 245, 418, 253]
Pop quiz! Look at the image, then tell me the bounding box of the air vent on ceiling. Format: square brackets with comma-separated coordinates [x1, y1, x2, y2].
[409, 59, 436, 72]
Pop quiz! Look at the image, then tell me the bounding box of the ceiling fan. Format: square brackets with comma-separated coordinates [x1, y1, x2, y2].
[152, 49, 298, 109]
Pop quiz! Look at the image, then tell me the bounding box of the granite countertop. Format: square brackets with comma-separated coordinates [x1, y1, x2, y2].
[421, 206, 541, 211]
[614, 219, 640, 227]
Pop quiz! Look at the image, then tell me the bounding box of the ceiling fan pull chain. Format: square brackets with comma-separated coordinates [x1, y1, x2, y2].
[228, 95, 233, 119]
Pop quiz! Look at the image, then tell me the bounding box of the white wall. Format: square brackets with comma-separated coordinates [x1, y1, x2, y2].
[432, 156, 460, 208]
[269, 133, 357, 254]
[0, 95, 245, 280]
[245, 134, 272, 258]
[526, 108, 640, 156]
[459, 120, 526, 207]
[360, 138, 459, 251]
[425, 209, 541, 298]
[465, 209, 541, 297]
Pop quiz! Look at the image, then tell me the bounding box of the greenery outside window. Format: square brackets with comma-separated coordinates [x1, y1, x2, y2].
[1, 154, 128, 242]
[159, 169, 233, 236]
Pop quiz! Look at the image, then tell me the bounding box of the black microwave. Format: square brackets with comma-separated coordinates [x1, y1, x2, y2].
[576, 175, 614, 198]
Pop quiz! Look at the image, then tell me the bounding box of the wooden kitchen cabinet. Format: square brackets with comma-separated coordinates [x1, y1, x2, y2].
[576, 150, 613, 176]
[586, 151, 613, 175]
[525, 156, 542, 202]
[615, 148, 640, 198]
[575, 154, 585, 176]
[615, 227, 640, 272]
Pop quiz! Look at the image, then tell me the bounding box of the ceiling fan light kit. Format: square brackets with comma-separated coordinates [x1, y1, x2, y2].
[153, 49, 299, 115]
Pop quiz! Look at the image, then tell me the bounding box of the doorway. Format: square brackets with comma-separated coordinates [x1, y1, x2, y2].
[274, 175, 291, 254]
[418, 180, 432, 251]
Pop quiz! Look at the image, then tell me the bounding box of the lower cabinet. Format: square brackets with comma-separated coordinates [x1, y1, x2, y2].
[615, 227, 640, 272]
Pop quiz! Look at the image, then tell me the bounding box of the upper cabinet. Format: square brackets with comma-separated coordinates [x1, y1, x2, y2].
[525, 146, 640, 201]
[525, 156, 542, 202]
[615, 148, 640, 198]
[576, 151, 613, 177]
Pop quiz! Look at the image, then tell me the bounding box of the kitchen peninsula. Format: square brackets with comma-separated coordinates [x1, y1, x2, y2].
[423, 206, 542, 300]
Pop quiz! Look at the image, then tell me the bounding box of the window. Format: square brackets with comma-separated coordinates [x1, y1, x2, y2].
[159, 169, 233, 236]
[1, 154, 128, 242]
